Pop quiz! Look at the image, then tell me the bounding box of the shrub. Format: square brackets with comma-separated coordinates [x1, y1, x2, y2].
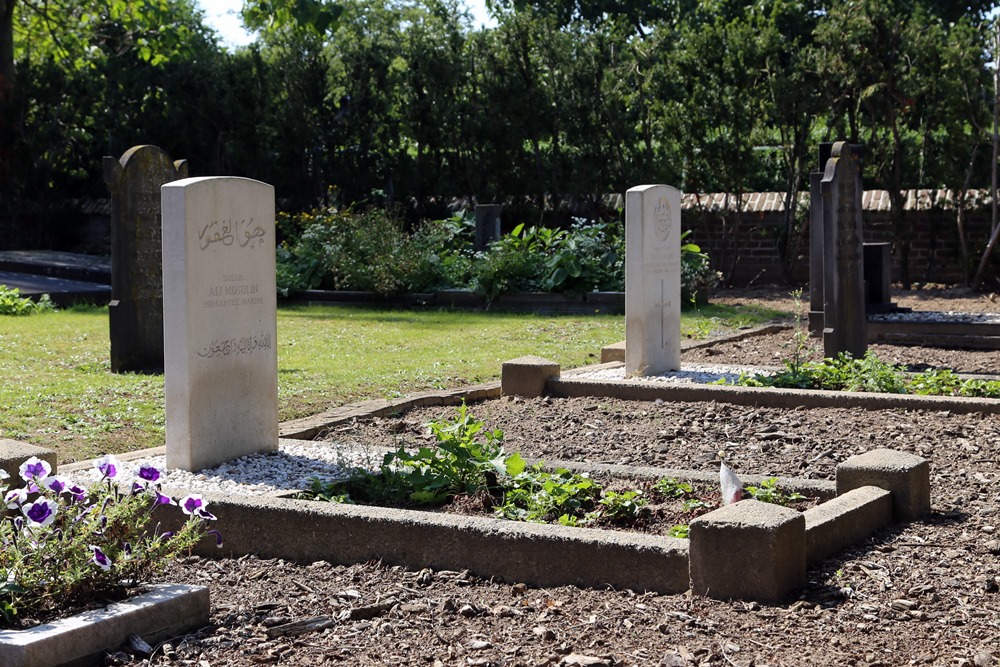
[275, 206, 449, 297]
[0, 285, 55, 316]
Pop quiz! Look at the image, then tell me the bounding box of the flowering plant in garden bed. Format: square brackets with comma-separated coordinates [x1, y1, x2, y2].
[0, 455, 220, 629]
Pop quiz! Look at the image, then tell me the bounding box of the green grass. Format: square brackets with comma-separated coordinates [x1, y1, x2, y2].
[0, 302, 788, 464]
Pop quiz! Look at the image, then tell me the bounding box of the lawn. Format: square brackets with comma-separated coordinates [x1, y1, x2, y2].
[0, 302, 787, 464]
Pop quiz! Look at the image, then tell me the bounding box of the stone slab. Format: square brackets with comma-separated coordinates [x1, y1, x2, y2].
[689, 499, 806, 602]
[0, 584, 208, 667]
[154, 493, 692, 595]
[625, 184, 682, 375]
[161, 177, 278, 471]
[804, 485, 892, 563]
[836, 448, 930, 521]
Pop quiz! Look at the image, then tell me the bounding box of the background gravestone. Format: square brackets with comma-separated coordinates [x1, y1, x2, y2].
[161, 177, 278, 471]
[820, 142, 867, 359]
[474, 204, 501, 252]
[104, 145, 188, 373]
[625, 184, 682, 375]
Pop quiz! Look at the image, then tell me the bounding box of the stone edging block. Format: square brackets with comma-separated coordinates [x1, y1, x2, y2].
[0, 440, 58, 486]
[689, 500, 806, 603]
[501, 356, 560, 397]
[836, 448, 930, 521]
[804, 486, 892, 563]
[0, 584, 208, 667]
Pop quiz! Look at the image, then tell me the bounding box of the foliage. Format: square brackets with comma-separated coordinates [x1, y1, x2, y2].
[651, 477, 693, 499]
[735, 351, 909, 394]
[495, 464, 602, 526]
[680, 231, 719, 303]
[274, 206, 449, 296]
[276, 206, 722, 302]
[0, 456, 218, 628]
[745, 477, 806, 507]
[0, 285, 54, 315]
[909, 368, 1000, 399]
[303, 403, 508, 505]
[732, 344, 1000, 399]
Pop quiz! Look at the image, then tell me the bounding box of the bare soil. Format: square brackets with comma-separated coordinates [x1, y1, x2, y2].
[112, 286, 999, 667]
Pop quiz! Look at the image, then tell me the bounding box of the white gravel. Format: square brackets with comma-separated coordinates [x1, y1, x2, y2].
[69, 441, 387, 498]
[571, 363, 775, 385]
[869, 310, 1000, 323]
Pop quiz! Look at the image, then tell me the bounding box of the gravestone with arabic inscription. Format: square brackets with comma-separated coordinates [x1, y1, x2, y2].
[161, 177, 278, 471]
[104, 145, 187, 373]
[625, 184, 682, 375]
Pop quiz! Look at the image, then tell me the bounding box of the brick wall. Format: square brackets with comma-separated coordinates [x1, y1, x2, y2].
[680, 190, 998, 287]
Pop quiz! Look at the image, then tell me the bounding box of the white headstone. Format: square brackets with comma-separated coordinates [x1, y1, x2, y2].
[161, 177, 279, 471]
[625, 184, 682, 375]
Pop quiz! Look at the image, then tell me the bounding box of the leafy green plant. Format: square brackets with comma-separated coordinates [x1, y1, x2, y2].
[668, 524, 690, 539]
[303, 403, 509, 505]
[275, 206, 449, 297]
[680, 231, 720, 304]
[734, 351, 908, 394]
[0, 286, 55, 316]
[0, 456, 219, 628]
[652, 477, 694, 498]
[596, 489, 649, 523]
[495, 464, 602, 524]
[745, 477, 806, 506]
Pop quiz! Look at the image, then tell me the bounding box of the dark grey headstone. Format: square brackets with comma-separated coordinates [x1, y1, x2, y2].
[863, 243, 892, 306]
[820, 142, 867, 359]
[474, 204, 501, 252]
[808, 170, 825, 335]
[103, 145, 188, 373]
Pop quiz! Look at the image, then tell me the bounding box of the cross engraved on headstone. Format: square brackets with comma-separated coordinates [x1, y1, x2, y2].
[625, 184, 682, 375]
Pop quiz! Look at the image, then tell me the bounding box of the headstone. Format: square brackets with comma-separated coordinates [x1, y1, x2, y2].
[161, 177, 278, 471]
[820, 142, 867, 359]
[863, 242, 892, 309]
[104, 145, 188, 373]
[474, 204, 501, 252]
[625, 184, 682, 375]
[807, 168, 825, 335]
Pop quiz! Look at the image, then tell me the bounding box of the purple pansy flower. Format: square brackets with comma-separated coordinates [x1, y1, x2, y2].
[179, 494, 217, 520]
[206, 529, 224, 547]
[67, 484, 88, 503]
[137, 465, 161, 483]
[88, 545, 112, 571]
[43, 475, 70, 495]
[94, 454, 121, 480]
[4, 488, 27, 509]
[19, 456, 51, 483]
[152, 489, 176, 506]
[22, 498, 58, 527]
